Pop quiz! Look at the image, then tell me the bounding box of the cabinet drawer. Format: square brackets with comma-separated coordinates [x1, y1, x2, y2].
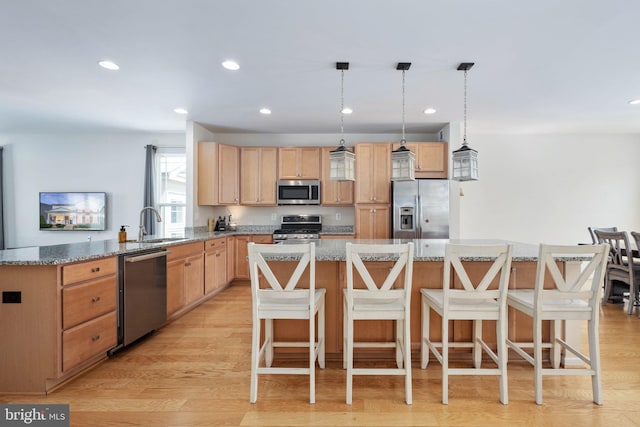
[166, 242, 204, 261]
[205, 238, 226, 251]
[62, 276, 117, 329]
[62, 311, 117, 372]
[62, 257, 117, 286]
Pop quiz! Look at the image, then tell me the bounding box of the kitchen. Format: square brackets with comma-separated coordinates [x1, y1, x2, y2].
[2, 1, 640, 424]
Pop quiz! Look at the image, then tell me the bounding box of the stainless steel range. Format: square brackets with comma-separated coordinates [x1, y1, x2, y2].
[272, 215, 322, 243]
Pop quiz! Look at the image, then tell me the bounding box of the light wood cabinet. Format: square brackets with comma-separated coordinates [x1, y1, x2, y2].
[166, 242, 205, 317]
[226, 236, 236, 283]
[235, 235, 273, 279]
[355, 205, 391, 239]
[204, 237, 227, 294]
[240, 147, 278, 205]
[61, 257, 117, 373]
[218, 144, 240, 205]
[320, 146, 354, 205]
[198, 142, 239, 205]
[278, 147, 321, 179]
[392, 141, 448, 178]
[355, 143, 391, 204]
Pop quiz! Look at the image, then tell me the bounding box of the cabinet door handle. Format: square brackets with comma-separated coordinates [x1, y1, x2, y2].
[91, 267, 100, 273]
[216, 253, 221, 257]
[185, 262, 192, 267]
[91, 296, 101, 303]
[91, 335, 101, 341]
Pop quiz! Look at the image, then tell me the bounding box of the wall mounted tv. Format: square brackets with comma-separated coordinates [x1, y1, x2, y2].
[39, 192, 107, 231]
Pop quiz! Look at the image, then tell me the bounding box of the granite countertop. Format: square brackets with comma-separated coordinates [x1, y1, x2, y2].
[0, 228, 583, 265]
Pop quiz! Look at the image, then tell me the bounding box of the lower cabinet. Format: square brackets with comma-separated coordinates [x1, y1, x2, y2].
[166, 242, 205, 317]
[235, 235, 273, 279]
[355, 205, 391, 239]
[204, 237, 227, 294]
[61, 257, 118, 373]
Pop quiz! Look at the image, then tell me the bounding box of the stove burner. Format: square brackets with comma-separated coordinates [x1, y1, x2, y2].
[273, 215, 322, 242]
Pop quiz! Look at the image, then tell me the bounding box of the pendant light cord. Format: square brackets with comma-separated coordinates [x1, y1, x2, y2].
[401, 69, 406, 146]
[340, 69, 345, 146]
[463, 69, 468, 146]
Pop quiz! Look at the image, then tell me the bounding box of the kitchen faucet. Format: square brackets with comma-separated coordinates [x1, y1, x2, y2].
[138, 206, 162, 241]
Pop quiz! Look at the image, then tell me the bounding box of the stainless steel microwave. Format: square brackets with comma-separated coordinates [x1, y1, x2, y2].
[277, 180, 321, 205]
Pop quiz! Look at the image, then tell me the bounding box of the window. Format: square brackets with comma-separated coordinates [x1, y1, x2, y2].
[156, 149, 186, 236]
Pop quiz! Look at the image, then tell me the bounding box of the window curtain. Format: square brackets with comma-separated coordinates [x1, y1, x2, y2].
[0, 146, 4, 250]
[143, 144, 157, 236]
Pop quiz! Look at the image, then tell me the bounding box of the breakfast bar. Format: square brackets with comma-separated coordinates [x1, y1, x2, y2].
[0, 235, 586, 394]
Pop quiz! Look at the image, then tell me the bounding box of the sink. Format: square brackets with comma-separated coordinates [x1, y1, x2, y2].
[137, 237, 187, 244]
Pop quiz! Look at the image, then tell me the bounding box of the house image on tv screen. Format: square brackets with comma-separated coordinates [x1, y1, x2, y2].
[39, 192, 106, 231]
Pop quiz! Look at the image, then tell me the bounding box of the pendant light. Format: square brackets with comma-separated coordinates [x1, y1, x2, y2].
[329, 62, 356, 181]
[391, 62, 415, 181]
[452, 62, 479, 181]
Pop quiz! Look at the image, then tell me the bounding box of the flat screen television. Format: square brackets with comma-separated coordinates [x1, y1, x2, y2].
[39, 192, 107, 231]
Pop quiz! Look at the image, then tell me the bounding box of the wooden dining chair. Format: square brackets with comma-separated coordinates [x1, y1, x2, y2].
[248, 242, 326, 403]
[506, 243, 609, 405]
[594, 230, 640, 313]
[587, 226, 617, 245]
[343, 242, 414, 405]
[421, 243, 513, 404]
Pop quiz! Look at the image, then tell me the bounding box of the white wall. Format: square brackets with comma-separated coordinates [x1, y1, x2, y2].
[459, 133, 640, 244]
[1, 132, 184, 248]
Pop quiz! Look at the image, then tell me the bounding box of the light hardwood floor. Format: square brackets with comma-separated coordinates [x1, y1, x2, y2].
[2, 283, 640, 426]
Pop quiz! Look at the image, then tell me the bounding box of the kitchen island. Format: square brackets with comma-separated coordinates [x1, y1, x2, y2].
[0, 235, 584, 393]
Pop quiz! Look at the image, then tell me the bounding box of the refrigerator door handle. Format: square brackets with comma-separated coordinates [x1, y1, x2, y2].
[416, 194, 421, 238]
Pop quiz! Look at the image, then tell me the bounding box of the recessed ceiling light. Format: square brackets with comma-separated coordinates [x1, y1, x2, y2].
[98, 60, 119, 70]
[259, 108, 271, 115]
[341, 107, 353, 115]
[222, 60, 240, 71]
[423, 108, 437, 115]
[174, 108, 188, 115]
[629, 99, 640, 105]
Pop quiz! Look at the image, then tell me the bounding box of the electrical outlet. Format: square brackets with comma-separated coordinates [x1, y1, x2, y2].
[271, 213, 277, 221]
[336, 213, 341, 221]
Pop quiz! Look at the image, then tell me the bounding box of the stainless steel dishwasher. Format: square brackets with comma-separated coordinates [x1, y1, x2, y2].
[115, 248, 168, 349]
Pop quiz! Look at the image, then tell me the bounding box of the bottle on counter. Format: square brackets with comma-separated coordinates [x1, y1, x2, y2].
[118, 225, 128, 243]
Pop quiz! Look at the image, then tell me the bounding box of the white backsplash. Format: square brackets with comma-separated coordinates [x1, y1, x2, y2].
[207, 205, 354, 227]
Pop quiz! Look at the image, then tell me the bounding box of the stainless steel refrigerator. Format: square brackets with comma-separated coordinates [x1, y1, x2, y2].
[392, 179, 450, 239]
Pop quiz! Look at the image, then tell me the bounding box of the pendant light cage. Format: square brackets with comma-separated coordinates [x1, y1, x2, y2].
[452, 62, 479, 181]
[391, 62, 415, 182]
[329, 62, 356, 181]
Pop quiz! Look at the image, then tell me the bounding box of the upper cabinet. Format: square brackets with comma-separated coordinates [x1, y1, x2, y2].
[240, 147, 277, 205]
[355, 143, 391, 204]
[320, 146, 354, 205]
[198, 142, 239, 206]
[278, 147, 321, 179]
[392, 142, 448, 179]
[218, 144, 240, 205]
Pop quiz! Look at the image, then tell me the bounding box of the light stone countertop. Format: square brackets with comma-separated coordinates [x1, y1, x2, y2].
[0, 229, 583, 266]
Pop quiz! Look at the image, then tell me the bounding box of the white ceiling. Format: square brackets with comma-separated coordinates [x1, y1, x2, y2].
[1, 0, 639, 135]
